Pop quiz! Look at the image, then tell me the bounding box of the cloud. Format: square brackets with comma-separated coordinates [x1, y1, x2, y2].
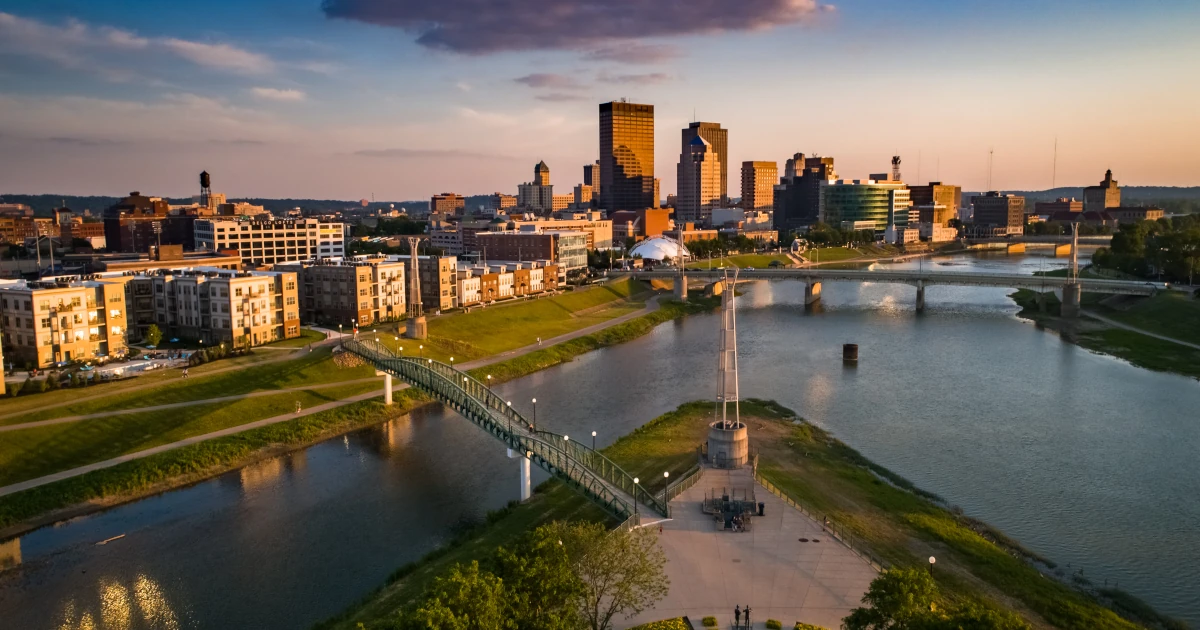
[0, 12, 276, 78]
[251, 87, 307, 102]
[536, 93, 588, 102]
[597, 71, 671, 85]
[514, 73, 583, 90]
[321, 0, 831, 55]
[457, 107, 517, 127]
[44, 136, 128, 147]
[161, 39, 274, 74]
[585, 43, 679, 64]
[455, 81, 472, 92]
[355, 147, 512, 160]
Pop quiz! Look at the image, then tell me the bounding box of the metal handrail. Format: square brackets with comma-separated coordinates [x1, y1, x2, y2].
[342, 340, 662, 520]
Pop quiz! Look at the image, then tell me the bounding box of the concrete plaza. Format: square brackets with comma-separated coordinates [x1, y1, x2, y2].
[621, 467, 877, 629]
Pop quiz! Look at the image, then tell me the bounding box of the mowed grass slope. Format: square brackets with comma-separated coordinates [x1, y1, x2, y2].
[1093, 292, 1200, 346]
[687, 253, 793, 269]
[2, 347, 376, 426]
[0, 381, 382, 487]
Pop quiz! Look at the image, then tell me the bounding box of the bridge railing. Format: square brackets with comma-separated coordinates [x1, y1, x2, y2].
[532, 429, 670, 516]
[341, 340, 656, 519]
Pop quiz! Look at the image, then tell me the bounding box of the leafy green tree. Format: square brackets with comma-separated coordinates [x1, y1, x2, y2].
[551, 521, 669, 630]
[490, 524, 583, 630]
[401, 561, 512, 630]
[843, 568, 937, 630]
[145, 324, 163, 347]
[912, 603, 1030, 630]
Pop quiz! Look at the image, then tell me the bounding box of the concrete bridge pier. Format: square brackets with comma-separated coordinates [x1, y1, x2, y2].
[804, 280, 822, 306]
[674, 275, 688, 301]
[1007, 243, 1026, 254]
[1061, 283, 1082, 318]
[376, 371, 393, 405]
[508, 448, 531, 501]
[915, 281, 926, 312]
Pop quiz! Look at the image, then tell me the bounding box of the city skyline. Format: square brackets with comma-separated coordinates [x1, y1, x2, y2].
[1, 0, 1198, 200]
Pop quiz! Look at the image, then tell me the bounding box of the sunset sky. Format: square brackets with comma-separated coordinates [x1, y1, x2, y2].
[1, 0, 1197, 201]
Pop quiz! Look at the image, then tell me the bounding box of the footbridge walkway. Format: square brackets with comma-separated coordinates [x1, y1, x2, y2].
[341, 339, 668, 521]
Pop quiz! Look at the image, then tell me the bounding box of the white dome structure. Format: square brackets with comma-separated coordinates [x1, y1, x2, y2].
[630, 236, 690, 261]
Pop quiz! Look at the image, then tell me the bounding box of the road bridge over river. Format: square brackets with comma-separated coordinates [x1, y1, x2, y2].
[635, 267, 1174, 315]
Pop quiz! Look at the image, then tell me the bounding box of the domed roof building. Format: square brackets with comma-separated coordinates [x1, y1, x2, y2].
[629, 236, 690, 262]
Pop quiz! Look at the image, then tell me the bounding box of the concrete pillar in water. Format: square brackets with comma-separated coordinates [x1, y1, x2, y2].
[674, 276, 688, 301]
[804, 280, 822, 305]
[916, 282, 926, 312]
[1035, 292, 1047, 312]
[1061, 283, 1082, 318]
[383, 373, 393, 405]
[508, 448, 531, 501]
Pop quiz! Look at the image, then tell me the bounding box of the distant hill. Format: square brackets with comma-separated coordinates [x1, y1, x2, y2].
[0, 193, 514, 217]
[964, 187, 1200, 214]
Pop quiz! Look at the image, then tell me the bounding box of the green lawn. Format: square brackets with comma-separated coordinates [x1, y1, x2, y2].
[1078, 328, 1200, 379]
[1092, 292, 1200, 346]
[1, 347, 376, 425]
[806, 247, 863, 262]
[265, 328, 328, 348]
[687, 253, 792, 269]
[0, 381, 382, 487]
[372, 278, 651, 361]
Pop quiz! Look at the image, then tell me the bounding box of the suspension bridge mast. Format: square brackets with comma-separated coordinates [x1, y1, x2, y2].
[405, 237, 428, 339]
[707, 269, 748, 468]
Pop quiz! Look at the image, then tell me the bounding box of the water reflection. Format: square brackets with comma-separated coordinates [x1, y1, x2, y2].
[53, 574, 180, 630]
[0, 538, 20, 570]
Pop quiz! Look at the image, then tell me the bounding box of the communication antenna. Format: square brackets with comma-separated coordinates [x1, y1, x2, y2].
[1052, 137, 1058, 190]
[917, 151, 922, 186]
[987, 148, 994, 191]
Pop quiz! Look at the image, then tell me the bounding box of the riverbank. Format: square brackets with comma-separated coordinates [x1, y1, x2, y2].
[324, 399, 1182, 630]
[1009, 289, 1200, 379]
[0, 293, 720, 540]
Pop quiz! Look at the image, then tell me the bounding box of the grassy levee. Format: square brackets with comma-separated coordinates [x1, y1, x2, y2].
[265, 328, 328, 348]
[0, 381, 381, 487]
[1, 347, 376, 425]
[808, 247, 864, 262]
[318, 399, 721, 630]
[752, 402, 1176, 630]
[368, 277, 650, 361]
[0, 390, 428, 533]
[1010, 289, 1200, 379]
[687, 253, 793, 269]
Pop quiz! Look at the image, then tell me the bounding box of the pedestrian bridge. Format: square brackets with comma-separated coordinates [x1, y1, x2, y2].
[340, 339, 668, 521]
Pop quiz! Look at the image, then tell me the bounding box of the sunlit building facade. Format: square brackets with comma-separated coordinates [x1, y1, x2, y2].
[599, 101, 655, 211]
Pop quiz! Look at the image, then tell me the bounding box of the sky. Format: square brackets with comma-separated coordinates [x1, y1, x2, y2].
[1, 0, 1198, 202]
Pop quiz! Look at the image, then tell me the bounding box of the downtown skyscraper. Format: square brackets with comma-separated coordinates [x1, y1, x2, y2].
[599, 101, 655, 211]
[681, 122, 728, 203]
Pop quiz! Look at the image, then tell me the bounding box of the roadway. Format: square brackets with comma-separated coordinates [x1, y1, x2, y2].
[636, 267, 1172, 296]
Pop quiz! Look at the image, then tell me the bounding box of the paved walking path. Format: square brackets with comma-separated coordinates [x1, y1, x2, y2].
[0, 294, 664, 498]
[1081, 310, 1200, 351]
[620, 467, 876, 630]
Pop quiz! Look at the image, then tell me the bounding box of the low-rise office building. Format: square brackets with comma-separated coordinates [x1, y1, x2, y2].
[971, 192, 1026, 236]
[194, 217, 349, 267]
[818, 179, 911, 232]
[1108, 207, 1165, 224]
[0, 276, 128, 367]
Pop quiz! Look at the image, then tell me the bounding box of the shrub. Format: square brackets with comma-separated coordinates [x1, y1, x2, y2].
[46, 375, 61, 391]
[766, 620, 782, 630]
[794, 624, 828, 630]
[21, 378, 45, 394]
[702, 616, 717, 627]
[71, 373, 83, 388]
[6, 382, 20, 397]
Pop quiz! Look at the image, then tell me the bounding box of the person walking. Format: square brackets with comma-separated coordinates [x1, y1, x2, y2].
[744, 606, 751, 629]
[734, 605, 741, 627]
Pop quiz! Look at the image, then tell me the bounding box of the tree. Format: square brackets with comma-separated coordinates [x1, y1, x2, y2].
[551, 521, 669, 630]
[401, 561, 513, 630]
[843, 568, 937, 630]
[911, 603, 1030, 630]
[145, 324, 163, 347]
[490, 524, 583, 630]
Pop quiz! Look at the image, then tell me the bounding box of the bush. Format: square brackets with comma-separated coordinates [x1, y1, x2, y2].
[702, 616, 717, 627]
[21, 378, 45, 395]
[766, 620, 782, 630]
[794, 624, 828, 630]
[6, 382, 20, 397]
[46, 375, 61, 391]
[71, 373, 83, 388]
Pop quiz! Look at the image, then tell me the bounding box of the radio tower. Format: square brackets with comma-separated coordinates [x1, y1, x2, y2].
[405, 237, 427, 339]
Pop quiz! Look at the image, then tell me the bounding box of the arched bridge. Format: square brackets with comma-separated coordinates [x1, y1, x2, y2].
[340, 339, 668, 521]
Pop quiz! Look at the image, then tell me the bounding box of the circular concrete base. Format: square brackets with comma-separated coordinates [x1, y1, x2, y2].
[708, 420, 749, 469]
[406, 316, 428, 340]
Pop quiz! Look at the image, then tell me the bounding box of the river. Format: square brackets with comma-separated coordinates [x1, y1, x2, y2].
[1, 251, 1197, 629]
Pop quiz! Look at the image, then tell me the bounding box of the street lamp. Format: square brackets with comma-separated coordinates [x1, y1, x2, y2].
[419, 344, 424, 358]
[532, 397, 537, 430]
[450, 356, 454, 369]
[633, 477, 640, 516]
[662, 471, 670, 502]
[592, 430, 597, 450]
[928, 556, 936, 575]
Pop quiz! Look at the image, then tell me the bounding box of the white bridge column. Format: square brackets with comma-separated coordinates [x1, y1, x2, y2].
[376, 370, 393, 405]
[915, 281, 926, 313]
[508, 448, 531, 501]
[804, 280, 822, 306]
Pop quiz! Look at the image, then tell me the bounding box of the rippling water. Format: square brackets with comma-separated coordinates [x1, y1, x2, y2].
[2, 251, 1197, 628]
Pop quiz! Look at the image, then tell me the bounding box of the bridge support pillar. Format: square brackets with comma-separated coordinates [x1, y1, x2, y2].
[406, 316, 428, 339]
[383, 373, 393, 405]
[1061, 283, 1081, 318]
[508, 448, 531, 501]
[915, 282, 926, 313]
[674, 275, 688, 302]
[1035, 291, 1047, 312]
[804, 280, 822, 306]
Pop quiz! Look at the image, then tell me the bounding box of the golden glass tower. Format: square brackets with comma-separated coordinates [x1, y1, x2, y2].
[599, 101, 655, 211]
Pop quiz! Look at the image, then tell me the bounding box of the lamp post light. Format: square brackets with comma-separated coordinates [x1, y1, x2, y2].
[662, 471, 670, 503]
[450, 356, 454, 369]
[532, 397, 537, 430]
[633, 477, 640, 517]
[419, 344, 424, 358]
[338, 324, 342, 337]
[928, 556, 936, 576]
[592, 430, 597, 450]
